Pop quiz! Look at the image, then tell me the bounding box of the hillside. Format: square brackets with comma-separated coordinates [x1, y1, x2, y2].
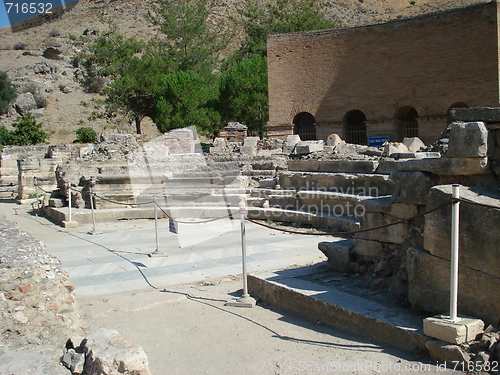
[0, 0, 488, 144]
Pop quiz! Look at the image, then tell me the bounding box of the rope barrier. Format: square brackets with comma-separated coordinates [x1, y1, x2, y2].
[247, 201, 453, 236]
[454, 197, 500, 210]
[155, 202, 237, 224]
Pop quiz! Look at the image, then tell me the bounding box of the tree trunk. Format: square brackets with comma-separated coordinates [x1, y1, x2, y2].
[135, 117, 142, 135]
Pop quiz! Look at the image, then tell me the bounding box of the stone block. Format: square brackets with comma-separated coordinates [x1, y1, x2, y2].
[326, 133, 344, 146]
[356, 212, 408, 244]
[424, 185, 500, 278]
[383, 142, 410, 157]
[391, 152, 441, 159]
[447, 122, 488, 158]
[317, 160, 378, 173]
[424, 315, 484, 344]
[241, 136, 259, 156]
[283, 135, 301, 154]
[377, 157, 489, 175]
[406, 246, 500, 326]
[450, 107, 500, 122]
[258, 178, 276, 189]
[294, 140, 324, 155]
[62, 221, 79, 228]
[49, 198, 64, 208]
[391, 171, 438, 205]
[403, 137, 426, 152]
[352, 239, 383, 259]
[318, 239, 353, 272]
[425, 339, 471, 367]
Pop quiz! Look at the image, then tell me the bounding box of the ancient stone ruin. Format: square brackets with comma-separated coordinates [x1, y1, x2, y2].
[0, 108, 499, 367]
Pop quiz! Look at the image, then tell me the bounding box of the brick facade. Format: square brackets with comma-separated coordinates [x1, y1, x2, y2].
[267, 1, 500, 144]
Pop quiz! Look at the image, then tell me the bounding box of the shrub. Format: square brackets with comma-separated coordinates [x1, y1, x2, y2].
[75, 127, 97, 143]
[10, 113, 48, 145]
[13, 42, 28, 50]
[0, 127, 12, 146]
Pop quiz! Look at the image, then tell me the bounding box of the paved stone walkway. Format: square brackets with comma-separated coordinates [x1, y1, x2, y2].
[0, 201, 326, 296]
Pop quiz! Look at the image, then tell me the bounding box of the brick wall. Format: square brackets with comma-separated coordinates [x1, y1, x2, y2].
[267, 2, 500, 144]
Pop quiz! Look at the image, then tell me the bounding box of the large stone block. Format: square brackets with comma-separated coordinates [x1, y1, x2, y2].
[450, 107, 500, 122]
[403, 137, 426, 152]
[356, 212, 408, 244]
[447, 122, 488, 158]
[424, 315, 484, 344]
[391, 171, 438, 205]
[352, 239, 383, 260]
[377, 157, 489, 175]
[407, 247, 500, 326]
[318, 239, 353, 272]
[424, 185, 500, 278]
[426, 340, 471, 367]
[283, 134, 301, 154]
[294, 140, 324, 155]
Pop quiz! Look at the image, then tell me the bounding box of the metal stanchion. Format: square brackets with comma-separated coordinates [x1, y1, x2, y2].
[149, 197, 166, 257]
[226, 202, 256, 308]
[87, 178, 101, 235]
[68, 183, 72, 223]
[34, 177, 40, 215]
[450, 184, 460, 321]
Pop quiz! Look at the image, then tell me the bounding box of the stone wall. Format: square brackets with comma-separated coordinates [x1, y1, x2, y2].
[267, 2, 500, 143]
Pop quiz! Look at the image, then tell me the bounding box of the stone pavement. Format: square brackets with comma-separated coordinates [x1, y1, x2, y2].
[0, 201, 326, 297]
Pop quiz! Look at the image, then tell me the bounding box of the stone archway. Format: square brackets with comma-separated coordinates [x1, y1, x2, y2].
[293, 112, 316, 140]
[343, 110, 367, 145]
[395, 106, 419, 139]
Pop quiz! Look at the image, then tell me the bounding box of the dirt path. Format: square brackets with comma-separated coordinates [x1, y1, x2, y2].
[78, 276, 465, 375]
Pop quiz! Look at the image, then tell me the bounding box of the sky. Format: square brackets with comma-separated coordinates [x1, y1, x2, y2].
[1, 0, 79, 30]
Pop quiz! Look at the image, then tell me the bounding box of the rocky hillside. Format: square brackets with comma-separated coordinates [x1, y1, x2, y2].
[0, 0, 488, 144]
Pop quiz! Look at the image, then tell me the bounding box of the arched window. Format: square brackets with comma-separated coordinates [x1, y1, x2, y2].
[343, 110, 367, 145]
[293, 112, 316, 140]
[395, 106, 419, 139]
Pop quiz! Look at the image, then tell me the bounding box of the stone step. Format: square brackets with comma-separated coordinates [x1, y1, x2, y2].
[288, 159, 382, 174]
[248, 263, 429, 352]
[318, 237, 354, 273]
[247, 207, 359, 232]
[278, 171, 394, 196]
[267, 191, 392, 218]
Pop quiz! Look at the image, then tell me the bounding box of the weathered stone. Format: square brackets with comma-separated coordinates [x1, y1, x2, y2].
[406, 246, 500, 326]
[49, 198, 64, 208]
[424, 315, 484, 344]
[425, 340, 471, 367]
[447, 122, 488, 158]
[357, 212, 408, 244]
[326, 133, 344, 147]
[450, 107, 500, 122]
[391, 152, 441, 159]
[258, 178, 276, 189]
[424, 185, 500, 278]
[294, 140, 324, 155]
[402, 137, 426, 152]
[42, 47, 63, 60]
[352, 239, 383, 260]
[377, 157, 489, 175]
[318, 239, 353, 272]
[241, 136, 259, 156]
[13, 92, 37, 114]
[383, 142, 410, 157]
[83, 328, 151, 375]
[283, 135, 301, 154]
[391, 171, 438, 205]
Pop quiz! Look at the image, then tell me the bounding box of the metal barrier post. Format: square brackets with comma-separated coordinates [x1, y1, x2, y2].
[87, 177, 101, 235]
[34, 177, 40, 214]
[68, 183, 72, 223]
[226, 203, 256, 308]
[450, 184, 460, 321]
[149, 197, 166, 257]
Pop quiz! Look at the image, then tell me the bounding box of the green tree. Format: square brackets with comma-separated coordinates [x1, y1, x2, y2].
[151, 71, 220, 136]
[10, 113, 48, 145]
[77, 26, 167, 134]
[0, 126, 12, 146]
[219, 55, 268, 137]
[147, 0, 230, 80]
[75, 127, 98, 143]
[0, 71, 17, 114]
